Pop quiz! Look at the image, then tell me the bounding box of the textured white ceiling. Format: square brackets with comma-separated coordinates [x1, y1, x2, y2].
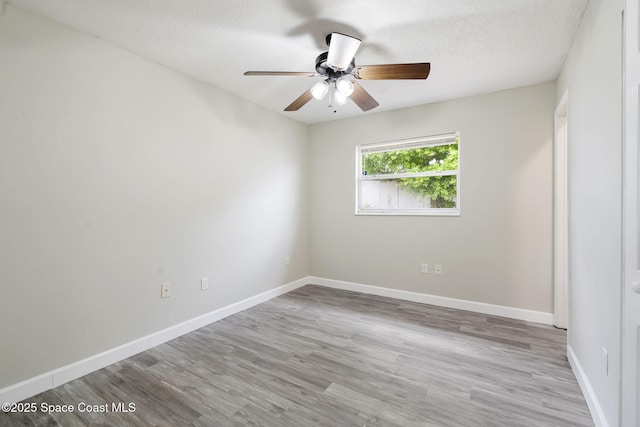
[8, 0, 588, 124]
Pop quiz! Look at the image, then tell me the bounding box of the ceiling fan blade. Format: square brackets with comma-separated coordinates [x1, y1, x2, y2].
[327, 33, 361, 70]
[353, 63, 431, 80]
[351, 81, 379, 112]
[284, 90, 314, 111]
[244, 71, 318, 77]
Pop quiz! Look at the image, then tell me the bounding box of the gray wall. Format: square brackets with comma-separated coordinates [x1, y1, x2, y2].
[0, 6, 309, 389]
[557, 0, 623, 424]
[308, 82, 556, 313]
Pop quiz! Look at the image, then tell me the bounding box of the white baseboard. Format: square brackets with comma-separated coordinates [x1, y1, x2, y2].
[567, 346, 608, 427]
[308, 276, 554, 325]
[1, 275, 555, 404]
[0, 277, 308, 404]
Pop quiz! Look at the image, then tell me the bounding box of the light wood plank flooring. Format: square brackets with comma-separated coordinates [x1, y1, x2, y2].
[1, 285, 593, 426]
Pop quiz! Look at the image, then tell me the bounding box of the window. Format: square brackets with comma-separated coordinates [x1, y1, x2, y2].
[356, 133, 460, 216]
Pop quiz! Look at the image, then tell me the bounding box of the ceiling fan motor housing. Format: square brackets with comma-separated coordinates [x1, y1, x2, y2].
[315, 52, 355, 81]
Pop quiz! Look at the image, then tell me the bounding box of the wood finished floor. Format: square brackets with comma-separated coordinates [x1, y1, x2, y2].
[2, 285, 593, 427]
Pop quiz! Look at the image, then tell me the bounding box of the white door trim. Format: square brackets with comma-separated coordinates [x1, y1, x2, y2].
[554, 90, 570, 330]
[622, 1, 640, 424]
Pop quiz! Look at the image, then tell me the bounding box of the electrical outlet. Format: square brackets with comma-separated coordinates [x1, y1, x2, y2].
[421, 263, 429, 274]
[201, 277, 209, 291]
[161, 282, 171, 298]
[435, 264, 442, 275]
[285, 256, 290, 266]
[602, 348, 608, 376]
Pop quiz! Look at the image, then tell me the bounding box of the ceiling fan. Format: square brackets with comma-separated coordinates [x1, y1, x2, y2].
[244, 33, 430, 112]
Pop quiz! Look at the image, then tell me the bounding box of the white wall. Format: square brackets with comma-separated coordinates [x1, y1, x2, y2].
[3, 6, 617, 422]
[309, 82, 556, 313]
[0, 5, 308, 389]
[557, 0, 623, 424]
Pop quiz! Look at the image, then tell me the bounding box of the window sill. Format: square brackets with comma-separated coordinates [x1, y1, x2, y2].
[355, 210, 460, 217]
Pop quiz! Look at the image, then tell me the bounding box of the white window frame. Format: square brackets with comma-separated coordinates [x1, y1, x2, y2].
[355, 133, 460, 216]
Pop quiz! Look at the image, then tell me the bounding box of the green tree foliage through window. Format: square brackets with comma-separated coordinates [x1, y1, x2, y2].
[362, 138, 458, 208]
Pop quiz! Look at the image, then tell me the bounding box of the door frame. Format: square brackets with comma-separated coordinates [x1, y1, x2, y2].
[554, 90, 570, 330]
[622, 3, 640, 424]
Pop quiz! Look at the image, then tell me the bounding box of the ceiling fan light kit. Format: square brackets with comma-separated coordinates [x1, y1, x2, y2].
[334, 90, 349, 106]
[310, 80, 329, 101]
[335, 76, 355, 97]
[244, 32, 431, 112]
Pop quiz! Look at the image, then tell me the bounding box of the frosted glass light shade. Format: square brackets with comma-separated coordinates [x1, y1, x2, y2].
[310, 80, 329, 100]
[335, 76, 354, 97]
[327, 33, 361, 70]
[334, 89, 349, 105]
